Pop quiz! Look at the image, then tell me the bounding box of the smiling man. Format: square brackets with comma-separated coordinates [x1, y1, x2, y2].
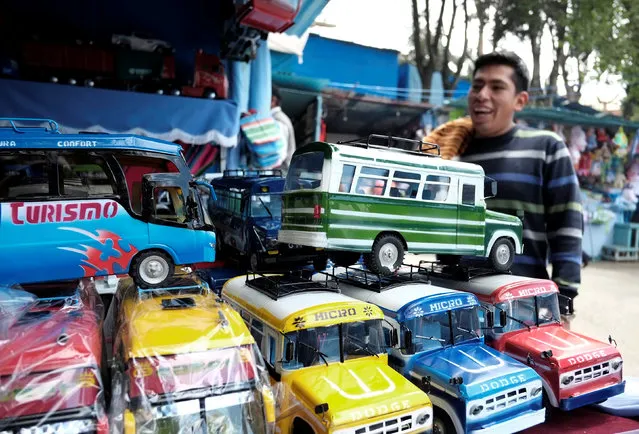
[424, 52, 583, 317]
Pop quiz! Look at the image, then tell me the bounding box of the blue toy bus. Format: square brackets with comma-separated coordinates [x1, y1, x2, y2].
[0, 118, 217, 288]
[320, 266, 546, 434]
[208, 169, 327, 271]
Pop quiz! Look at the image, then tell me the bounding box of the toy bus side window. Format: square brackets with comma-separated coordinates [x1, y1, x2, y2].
[153, 187, 187, 224]
[115, 155, 179, 215]
[57, 152, 116, 197]
[390, 170, 420, 198]
[0, 150, 50, 199]
[422, 175, 450, 201]
[250, 318, 264, 347]
[461, 184, 476, 205]
[339, 164, 356, 193]
[355, 167, 389, 196]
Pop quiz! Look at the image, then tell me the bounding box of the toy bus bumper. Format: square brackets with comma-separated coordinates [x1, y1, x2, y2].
[277, 230, 327, 248]
[559, 381, 626, 411]
[469, 408, 545, 434]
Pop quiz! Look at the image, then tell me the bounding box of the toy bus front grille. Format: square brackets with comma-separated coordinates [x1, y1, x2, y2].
[353, 415, 413, 434]
[573, 361, 611, 384]
[483, 385, 529, 413]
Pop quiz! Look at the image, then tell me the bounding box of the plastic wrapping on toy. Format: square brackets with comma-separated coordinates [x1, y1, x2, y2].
[107, 275, 276, 434]
[0, 279, 108, 433]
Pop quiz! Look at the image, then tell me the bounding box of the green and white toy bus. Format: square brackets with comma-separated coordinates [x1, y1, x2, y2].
[278, 135, 523, 275]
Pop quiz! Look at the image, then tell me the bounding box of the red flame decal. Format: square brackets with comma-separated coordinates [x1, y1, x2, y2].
[59, 228, 138, 277]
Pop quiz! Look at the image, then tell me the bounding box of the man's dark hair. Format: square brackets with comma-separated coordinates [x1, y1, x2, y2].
[472, 51, 530, 93]
[272, 85, 282, 104]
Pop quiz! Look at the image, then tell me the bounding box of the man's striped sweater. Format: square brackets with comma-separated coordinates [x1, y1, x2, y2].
[460, 125, 583, 297]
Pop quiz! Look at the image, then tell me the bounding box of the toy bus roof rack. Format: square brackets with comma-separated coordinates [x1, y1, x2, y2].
[246, 269, 339, 300]
[223, 169, 283, 178]
[137, 277, 208, 299]
[320, 264, 432, 293]
[337, 133, 441, 157]
[0, 117, 60, 134]
[415, 260, 510, 282]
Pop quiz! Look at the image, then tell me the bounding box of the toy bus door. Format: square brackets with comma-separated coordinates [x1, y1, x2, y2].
[457, 179, 486, 253]
[141, 174, 197, 259]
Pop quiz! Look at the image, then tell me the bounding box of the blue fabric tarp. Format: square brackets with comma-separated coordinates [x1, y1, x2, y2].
[0, 78, 240, 147]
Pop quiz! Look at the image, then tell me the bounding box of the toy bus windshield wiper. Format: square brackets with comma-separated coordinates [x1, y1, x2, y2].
[496, 306, 531, 331]
[345, 334, 379, 358]
[455, 326, 480, 339]
[298, 341, 330, 366]
[258, 196, 273, 219]
[415, 335, 446, 344]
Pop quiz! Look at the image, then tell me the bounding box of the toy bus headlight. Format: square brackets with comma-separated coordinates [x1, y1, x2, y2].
[416, 411, 431, 426]
[611, 357, 623, 371]
[560, 374, 574, 386]
[531, 386, 543, 397]
[470, 404, 484, 416]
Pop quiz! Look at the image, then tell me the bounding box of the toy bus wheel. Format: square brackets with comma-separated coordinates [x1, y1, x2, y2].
[490, 238, 515, 272]
[366, 234, 405, 275]
[131, 250, 174, 288]
[432, 409, 455, 434]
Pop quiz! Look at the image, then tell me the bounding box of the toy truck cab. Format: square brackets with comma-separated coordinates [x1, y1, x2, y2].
[278, 135, 523, 276]
[430, 274, 625, 411]
[221, 272, 434, 434]
[209, 169, 327, 271]
[0, 279, 108, 433]
[321, 266, 545, 434]
[108, 275, 275, 433]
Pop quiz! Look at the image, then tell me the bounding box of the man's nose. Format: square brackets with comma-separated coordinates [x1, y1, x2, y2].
[475, 86, 490, 100]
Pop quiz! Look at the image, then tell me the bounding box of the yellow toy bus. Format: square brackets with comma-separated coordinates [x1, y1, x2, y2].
[222, 272, 434, 434]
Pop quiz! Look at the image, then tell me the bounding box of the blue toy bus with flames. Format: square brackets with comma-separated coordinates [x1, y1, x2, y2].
[0, 118, 216, 288]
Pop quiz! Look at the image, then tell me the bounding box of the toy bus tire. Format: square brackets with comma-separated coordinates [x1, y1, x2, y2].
[489, 238, 515, 272]
[292, 418, 314, 434]
[432, 408, 455, 434]
[130, 250, 174, 288]
[366, 233, 405, 275]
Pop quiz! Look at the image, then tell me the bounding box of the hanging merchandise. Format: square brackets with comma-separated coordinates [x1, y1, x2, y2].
[240, 111, 286, 169]
[586, 127, 598, 151]
[569, 126, 587, 169]
[613, 127, 629, 157]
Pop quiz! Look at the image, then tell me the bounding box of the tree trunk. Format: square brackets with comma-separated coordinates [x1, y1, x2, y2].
[478, 21, 485, 56]
[530, 35, 542, 93]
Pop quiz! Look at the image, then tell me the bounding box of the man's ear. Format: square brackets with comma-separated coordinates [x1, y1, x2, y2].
[514, 91, 529, 111]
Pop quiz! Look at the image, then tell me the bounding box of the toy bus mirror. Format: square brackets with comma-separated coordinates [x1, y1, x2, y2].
[141, 176, 155, 219]
[403, 329, 414, 354]
[390, 328, 399, 347]
[285, 341, 295, 362]
[484, 177, 497, 199]
[486, 311, 495, 328]
[499, 310, 507, 326]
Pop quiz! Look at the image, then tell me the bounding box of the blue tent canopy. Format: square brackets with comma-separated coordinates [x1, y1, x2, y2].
[0, 78, 240, 146]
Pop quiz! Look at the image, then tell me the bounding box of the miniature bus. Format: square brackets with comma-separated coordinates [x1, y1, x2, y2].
[319, 266, 546, 434]
[278, 135, 523, 275]
[429, 273, 625, 412]
[221, 272, 435, 434]
[208, 169, 328, 271]
[0, 118, 217, 288]
[108, 275, 276, 433]
[0, 279, 109, 434]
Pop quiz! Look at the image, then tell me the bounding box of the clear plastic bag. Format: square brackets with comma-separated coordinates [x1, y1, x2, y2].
[0, 279, 108, 433]
[107, 275, 276, 434]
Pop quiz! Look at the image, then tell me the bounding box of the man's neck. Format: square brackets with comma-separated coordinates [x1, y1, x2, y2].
[474, 123, 517, 139]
